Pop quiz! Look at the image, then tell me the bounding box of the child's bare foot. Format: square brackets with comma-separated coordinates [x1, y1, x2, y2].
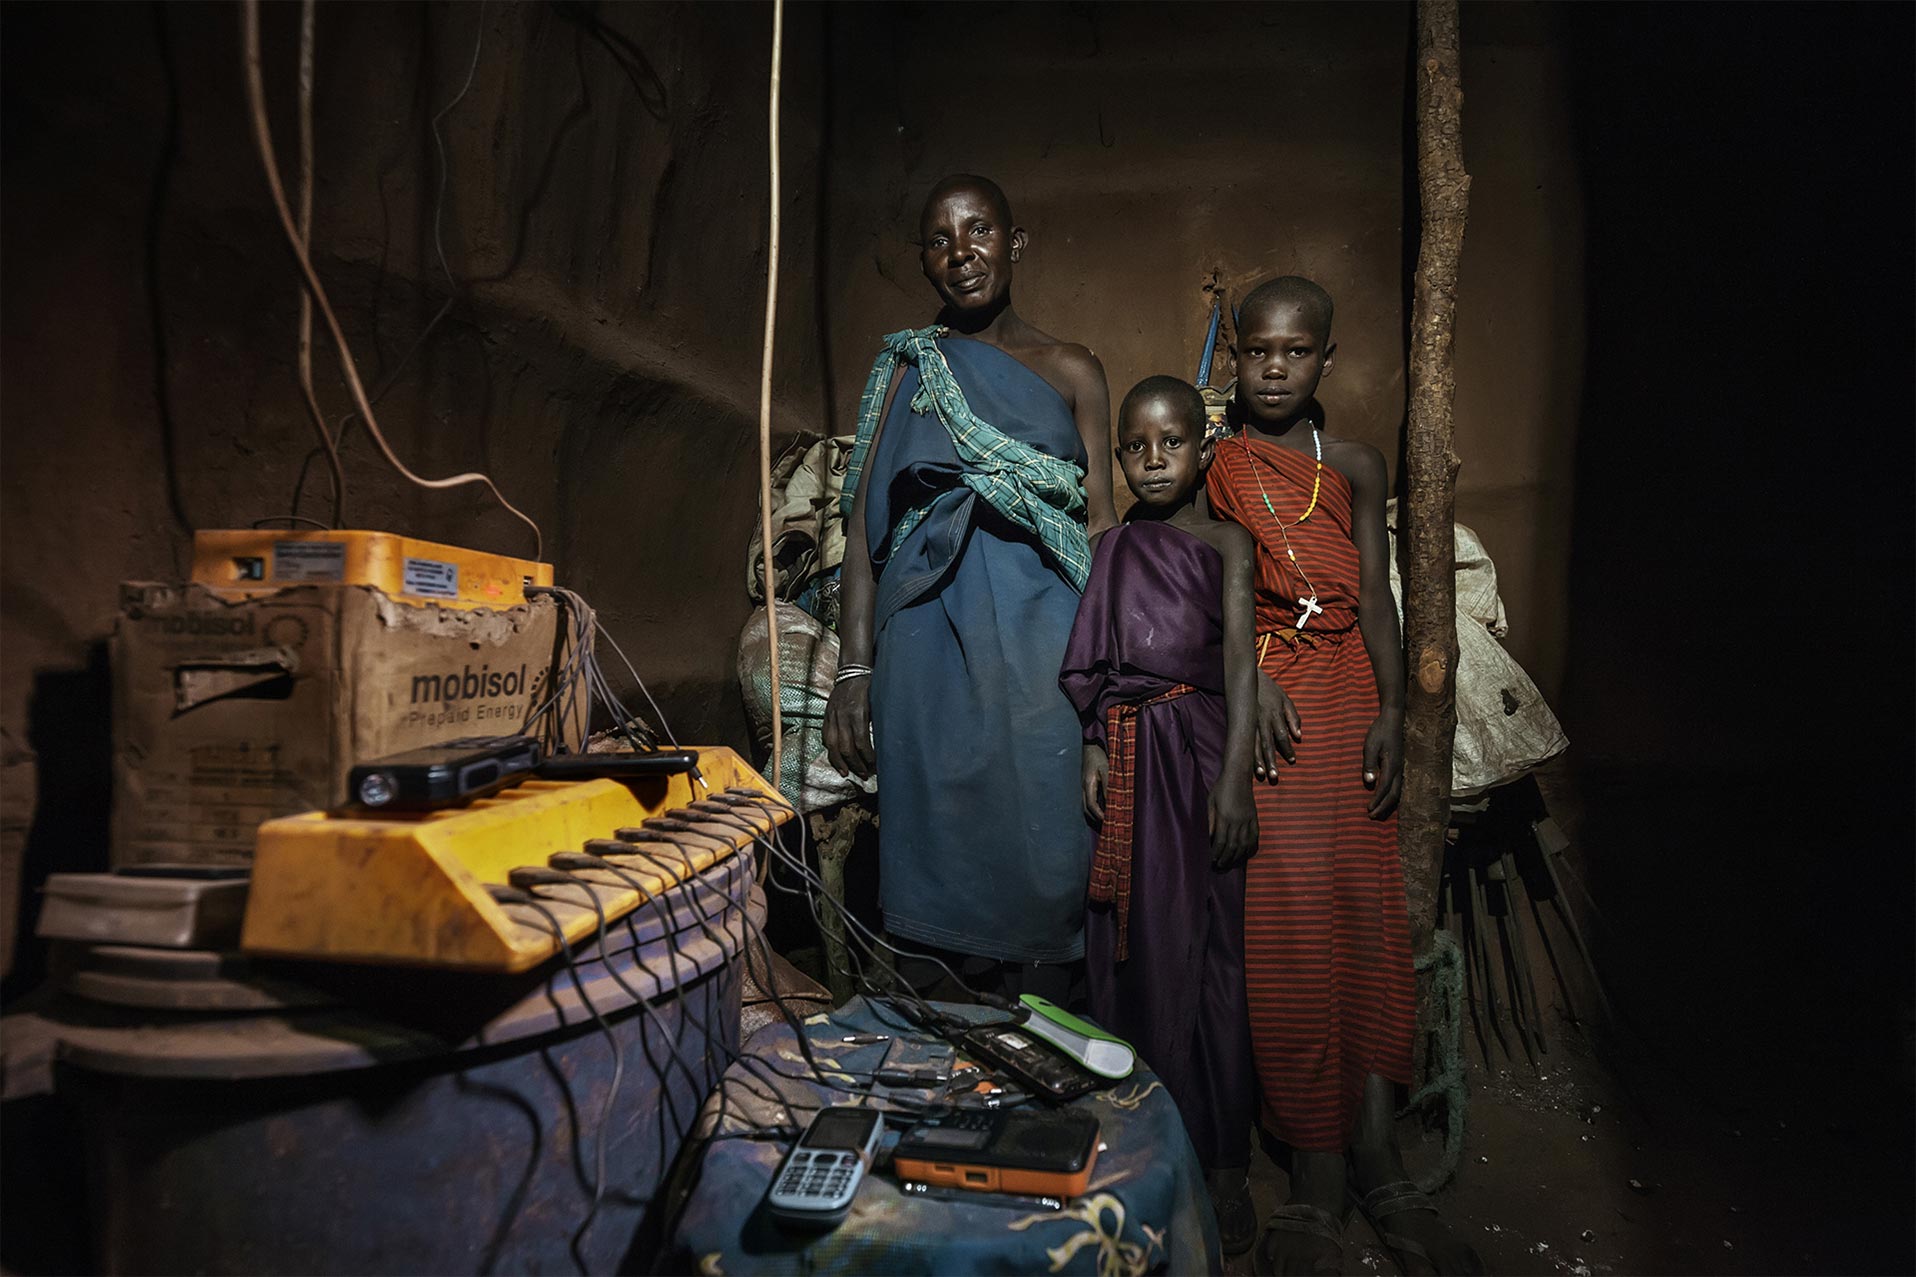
[1207, 1166, 1258, 1257]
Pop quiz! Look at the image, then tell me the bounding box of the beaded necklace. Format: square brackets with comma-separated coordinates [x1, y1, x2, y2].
[1241, 426, 1326, 630]
[1249, 422, 1323, 526]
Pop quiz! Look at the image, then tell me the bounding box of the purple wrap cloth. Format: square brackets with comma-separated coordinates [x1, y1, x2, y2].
[1059, 520, 1255, 1171]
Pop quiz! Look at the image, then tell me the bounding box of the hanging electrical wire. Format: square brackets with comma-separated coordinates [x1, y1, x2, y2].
[756, 0, 787, 787]
[287, 0, 490, 528]
[240, 0, 542, 559]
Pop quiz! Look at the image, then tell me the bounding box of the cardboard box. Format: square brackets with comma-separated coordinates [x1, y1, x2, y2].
[111, 583, 585, 867]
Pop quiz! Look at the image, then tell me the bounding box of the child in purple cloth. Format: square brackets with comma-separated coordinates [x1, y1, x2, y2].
[1059, 376, 1268, 1254]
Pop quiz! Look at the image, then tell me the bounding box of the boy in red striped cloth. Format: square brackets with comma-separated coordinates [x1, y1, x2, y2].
[1207, 277, 1481, 1275]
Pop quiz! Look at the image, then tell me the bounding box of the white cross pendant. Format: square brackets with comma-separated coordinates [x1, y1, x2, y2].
[1296, 594, 1324, 629]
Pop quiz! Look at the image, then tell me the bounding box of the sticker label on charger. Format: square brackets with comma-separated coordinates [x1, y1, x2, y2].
[403, 557, 459, 599]
[271, 541, 346, 582]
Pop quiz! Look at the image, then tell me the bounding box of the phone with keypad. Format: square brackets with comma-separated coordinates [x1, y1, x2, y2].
[766, 1105, 884, 1229]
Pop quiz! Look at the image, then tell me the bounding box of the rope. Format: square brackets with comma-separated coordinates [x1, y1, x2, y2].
[1399, 927, 1467, 1193]
[756, 0, 787, 797]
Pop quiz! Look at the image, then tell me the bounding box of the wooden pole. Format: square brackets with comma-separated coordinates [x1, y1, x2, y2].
[1400, 0, 1469, 969]
[811, 804, 876, 1006]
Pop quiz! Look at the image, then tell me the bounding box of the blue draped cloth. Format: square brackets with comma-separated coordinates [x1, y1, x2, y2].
[667, 997, 1220, 1276]
[864, 336, 1093, 963]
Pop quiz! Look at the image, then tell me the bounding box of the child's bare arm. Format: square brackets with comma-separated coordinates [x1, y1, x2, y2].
[1342, 441, 1405, 818]
[1211, 523, 1260, 866]
[1206, 489, 1300, 777]
[824, 366, 904, 779]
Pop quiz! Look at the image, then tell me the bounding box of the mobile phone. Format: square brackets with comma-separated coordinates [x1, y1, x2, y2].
[958, 1023, 1100, 1102]
[766, 1105, 884, 1229]
[343, 736, 542, 812]
[534, 750, 700, 780]
[891, 1107, 1101, 1199]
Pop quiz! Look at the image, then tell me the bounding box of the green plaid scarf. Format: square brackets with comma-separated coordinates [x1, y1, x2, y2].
[839, 326, 1091, 592]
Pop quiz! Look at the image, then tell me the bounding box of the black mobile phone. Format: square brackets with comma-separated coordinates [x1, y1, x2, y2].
[344, 735, 542, 812]
[535, 750, 700, 780]
[958, 1023, 1100, 1102]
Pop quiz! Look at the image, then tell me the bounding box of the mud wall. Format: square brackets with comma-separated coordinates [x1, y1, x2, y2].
[816, 0, 1582, 696]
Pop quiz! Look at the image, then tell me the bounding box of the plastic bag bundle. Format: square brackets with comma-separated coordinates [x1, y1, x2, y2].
[737, 602, 876, 811]
[1384, 501, 1569, 798]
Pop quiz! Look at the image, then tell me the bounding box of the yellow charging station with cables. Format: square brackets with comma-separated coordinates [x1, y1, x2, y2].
[240, 747, 789, 973]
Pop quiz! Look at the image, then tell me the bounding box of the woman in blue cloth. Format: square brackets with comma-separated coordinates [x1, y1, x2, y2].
[824, 175, 1118, 1001]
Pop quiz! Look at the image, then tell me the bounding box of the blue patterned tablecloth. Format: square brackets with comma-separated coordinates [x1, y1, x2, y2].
[668, 996, 1218, 1275]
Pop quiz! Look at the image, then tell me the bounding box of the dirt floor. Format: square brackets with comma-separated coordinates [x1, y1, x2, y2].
[1229, 1040, 1823, 1277]
[784, 760, 1914, 1277]
[1220, 763, 1914, 1277]
[1228, 1017, 1915, 1276]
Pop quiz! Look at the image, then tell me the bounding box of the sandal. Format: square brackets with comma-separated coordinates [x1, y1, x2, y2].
[1350, 1180, 1438, 1273]
[1253, 1203, 1345, 1277]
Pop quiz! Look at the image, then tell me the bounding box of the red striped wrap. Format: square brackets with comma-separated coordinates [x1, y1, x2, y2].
[1207, 435, 1416, 1152]
[1089, 683, 1196, 961]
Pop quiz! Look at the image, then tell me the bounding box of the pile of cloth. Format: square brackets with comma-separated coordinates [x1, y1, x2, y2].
[737, 435, 876, 811]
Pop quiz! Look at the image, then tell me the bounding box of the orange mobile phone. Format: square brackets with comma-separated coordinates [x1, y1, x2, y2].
[892, 1107, 1101, 1198]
